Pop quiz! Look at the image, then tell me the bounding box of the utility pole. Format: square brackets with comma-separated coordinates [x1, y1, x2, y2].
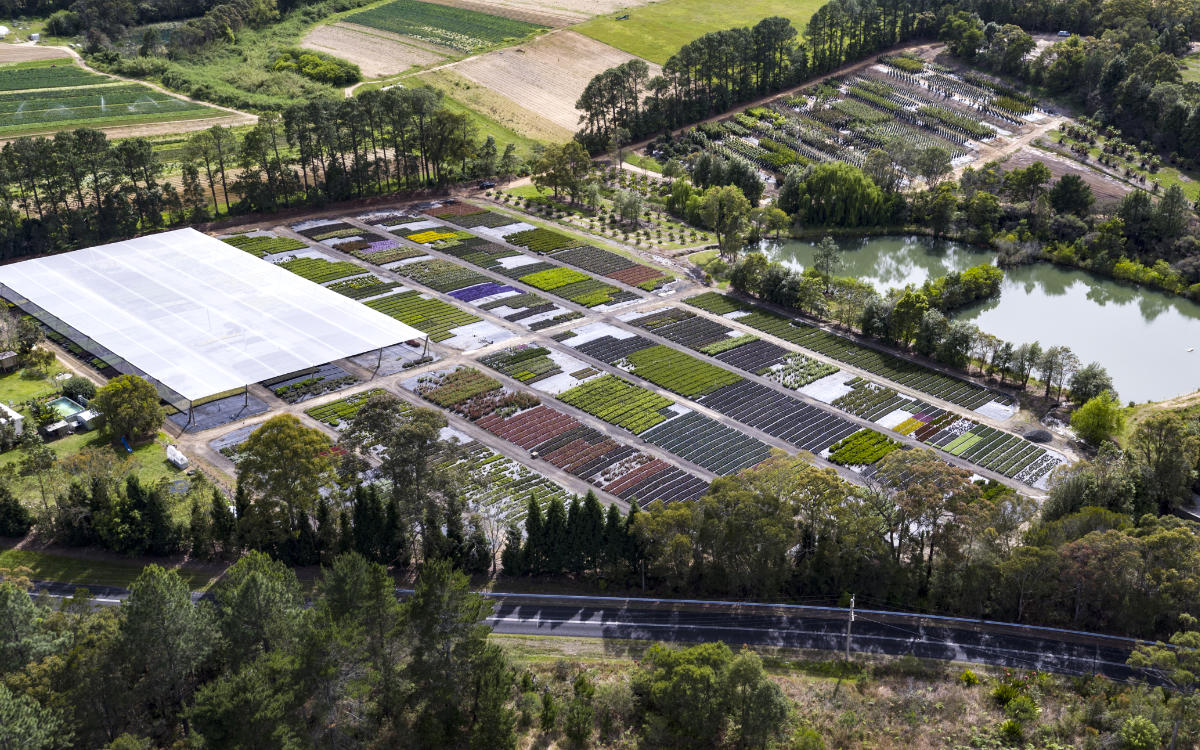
[844, 594, 855, 661]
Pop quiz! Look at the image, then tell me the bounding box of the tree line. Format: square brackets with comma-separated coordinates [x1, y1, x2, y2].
[0, 544, 799, 748]
[505, 440, 1200, 639]
[576, 0, 1200, 149]
[0, 87, 521, 261]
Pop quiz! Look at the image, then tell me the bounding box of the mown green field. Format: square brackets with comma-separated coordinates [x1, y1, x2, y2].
[0, 59, 219, 137]
[574, 0, 824, 63]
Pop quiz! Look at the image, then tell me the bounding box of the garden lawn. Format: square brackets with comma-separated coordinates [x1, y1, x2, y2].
[573, 0, 824, 64]
[0, 367, 67, 405]
[0, 431, 182, 495]
[0, 547, 217, 590]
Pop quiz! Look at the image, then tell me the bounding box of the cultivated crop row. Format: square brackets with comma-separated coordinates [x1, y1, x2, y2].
[277, 256, 368, 284]
[365, 290, 481, 342]
[339, 220, 581, 331]
[221, 234, 306, 257]
[345, 0, 545, 52]
[558, 374, 673, 435]
[410, 366, 708, 505]
[326, 275, 401, 300]
[568, 333, 859, 455]
[827, 429, 899, 466]
[305, 388, 390, 428]
[686, 292, 1012, 411]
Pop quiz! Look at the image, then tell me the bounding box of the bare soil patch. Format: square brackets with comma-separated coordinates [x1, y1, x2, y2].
[1005, 145, 1132, 204]
[301, 23, 445, 78]
[447, 30, 660, 131]
[422, 0, 651, 25]
[418, 68, 573, 142]
[0, 44, 71, 62]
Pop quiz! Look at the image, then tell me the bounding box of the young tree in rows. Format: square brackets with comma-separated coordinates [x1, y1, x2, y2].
[581, 180, 602, 211]
[699, 184, 751, 261]
[92, 374, 163, 443]
[1069, 362, 1115, 404]
[1130, 412, 1200, 514]
[1070, 392, 1126, 445]
[237, 414, 332, 549]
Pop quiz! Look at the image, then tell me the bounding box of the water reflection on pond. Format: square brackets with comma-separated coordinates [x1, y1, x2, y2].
[762, 236, 1200, 403]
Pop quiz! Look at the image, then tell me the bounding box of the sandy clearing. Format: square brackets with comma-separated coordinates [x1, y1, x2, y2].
[446, 30, 660, 131]
[419, 68, 573, 142]
[301, 24, 445, 78]
[0, 43, 72, 62]
[422, 0, 652, 25]
[1004, 144, 1132, 204]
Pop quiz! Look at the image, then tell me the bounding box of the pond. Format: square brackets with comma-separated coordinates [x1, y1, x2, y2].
[761, 236, 1200, 403]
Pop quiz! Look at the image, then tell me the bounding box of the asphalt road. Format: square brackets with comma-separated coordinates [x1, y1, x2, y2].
[31, 580, 1144, 680]
[483, 601, 1139, 680]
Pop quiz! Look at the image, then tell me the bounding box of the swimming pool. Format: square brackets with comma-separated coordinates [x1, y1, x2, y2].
[48, 396, 84, 420]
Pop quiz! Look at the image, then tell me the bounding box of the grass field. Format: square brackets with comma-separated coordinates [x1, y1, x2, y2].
[573, 0, 824, 63]
[346, 0, 546, 52]
[0, 59, 220, 137]
[0, 547, 219, 590]
[433, 86, 547, 156]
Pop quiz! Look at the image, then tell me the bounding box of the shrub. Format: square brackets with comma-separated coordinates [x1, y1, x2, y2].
[991, 682, 1021, 707]
[272, 49, 361, 86]
[998, 718, 1023, 744]
[959, 669, 979, 686]
[1003, 694, 1038, 723]
[61, 375, 96, 403]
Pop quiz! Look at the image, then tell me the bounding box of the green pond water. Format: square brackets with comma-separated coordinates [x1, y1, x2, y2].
[762, 236, 1200, 403]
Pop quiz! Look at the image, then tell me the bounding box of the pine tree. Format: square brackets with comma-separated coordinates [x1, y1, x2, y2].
[565, 496, 583, 575]
[602, 503, 625, 577]
[579, 492, 605, 574]
[543, 497, 568, 575]
[500, 522, 525, 577]
[188, 498, 211, 560]
[209, 489, 236, 557]
[523, 496, 545, 575]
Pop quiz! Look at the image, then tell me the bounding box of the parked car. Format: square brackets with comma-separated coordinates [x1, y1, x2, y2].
[479, 180, 496, 188]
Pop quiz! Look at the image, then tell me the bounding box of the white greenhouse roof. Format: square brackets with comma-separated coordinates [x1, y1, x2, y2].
[0, 228, 425, 402]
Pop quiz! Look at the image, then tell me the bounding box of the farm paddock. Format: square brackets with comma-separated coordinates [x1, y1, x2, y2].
[444, 30, 661, 131]
[300, 23, 448, 78]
